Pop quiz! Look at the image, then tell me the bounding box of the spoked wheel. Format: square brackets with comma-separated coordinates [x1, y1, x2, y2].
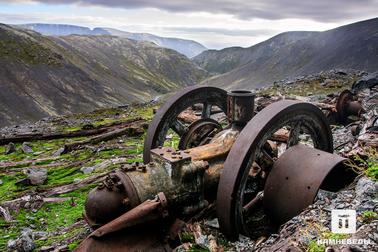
[143, 86, 228, 163]
[216, 100, 333, 240]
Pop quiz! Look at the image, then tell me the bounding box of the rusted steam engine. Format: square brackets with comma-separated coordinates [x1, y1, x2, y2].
[76, 86, 355, 251]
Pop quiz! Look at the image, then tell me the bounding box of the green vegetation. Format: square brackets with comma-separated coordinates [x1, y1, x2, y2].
[306, 232, 349, 252]
[346, 148, 378, 181]
[0, 31, 62, 65]
[257, 76, 357, 97]
[0, 104, 151, 250]
[362, 210, 378, 223]
[0, 186, 93, 249]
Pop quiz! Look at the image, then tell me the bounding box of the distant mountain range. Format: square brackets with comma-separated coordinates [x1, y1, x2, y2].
[0, 24, 206, 127]
[194, 18, 378, 90]
[1, 18, 377, 127]
[18, 24, 207, 58]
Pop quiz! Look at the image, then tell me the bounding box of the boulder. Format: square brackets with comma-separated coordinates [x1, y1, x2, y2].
[352, 71, 378, 92]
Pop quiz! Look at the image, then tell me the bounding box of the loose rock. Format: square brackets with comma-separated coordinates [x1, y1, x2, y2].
[24, 168, 48, 185]
[5, 142, 16, 154]
[21, 142, 33, 154]
[7, 228, 35, 252]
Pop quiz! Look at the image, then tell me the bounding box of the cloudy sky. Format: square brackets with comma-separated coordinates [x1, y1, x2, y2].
[0, 0, 377, 49]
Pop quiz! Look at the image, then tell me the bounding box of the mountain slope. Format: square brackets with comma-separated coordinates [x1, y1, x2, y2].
[193, 31, 316, 74]
[18, 24, 207, 58]
[0, 24, 206, 127]
[195, 18, 378, 89]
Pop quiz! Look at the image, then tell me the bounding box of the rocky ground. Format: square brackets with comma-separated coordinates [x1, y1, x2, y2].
[0, 70, 377, 251]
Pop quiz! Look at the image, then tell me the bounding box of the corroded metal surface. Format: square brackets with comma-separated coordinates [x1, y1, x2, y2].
[264, 144, 355, 224]
[81, 87, 357, 249]
[76, 193, 171, 252]
[143, 86, 227, 163]
[227, 90, 255, 125]
[84, 173, 131, 227]
[178, 118, 222, 149]
[216, 100, 333, 240]
[336, 90, 364, 123]
[189, 127, 240, 161]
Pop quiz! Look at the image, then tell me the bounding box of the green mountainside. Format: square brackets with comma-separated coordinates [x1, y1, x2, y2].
[0, 24, 206, 127]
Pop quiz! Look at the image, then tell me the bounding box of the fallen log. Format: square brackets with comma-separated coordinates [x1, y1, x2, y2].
[61, 122, 146, 154]
[43, 172, 109, 197]
[0, 128, 108, 145]
[0, 118, 144, 145]
[0, 157, 61, 169]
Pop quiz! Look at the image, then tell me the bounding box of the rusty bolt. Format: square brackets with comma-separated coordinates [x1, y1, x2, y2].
[123, 198, 130, 206]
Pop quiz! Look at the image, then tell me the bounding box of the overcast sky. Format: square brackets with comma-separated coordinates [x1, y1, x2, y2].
[0, 0, 377, 49]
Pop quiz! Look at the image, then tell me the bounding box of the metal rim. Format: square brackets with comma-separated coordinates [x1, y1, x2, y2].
[178, 118, 222, 149]
[336, 90, 353, 123]
[216, 100, 333, 240]
[143, 86, 227, 163]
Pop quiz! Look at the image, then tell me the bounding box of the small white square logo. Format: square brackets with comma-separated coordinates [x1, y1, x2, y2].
[331, 209, 356, 234]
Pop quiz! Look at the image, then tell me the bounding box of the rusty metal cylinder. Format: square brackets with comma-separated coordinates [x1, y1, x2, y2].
[264, 144, 355, 224]
[227, 90, 255, 125]
[346, 101, 364, 117]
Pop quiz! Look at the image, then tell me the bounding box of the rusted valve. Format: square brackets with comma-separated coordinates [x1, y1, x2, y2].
[78, 86, 355, 250]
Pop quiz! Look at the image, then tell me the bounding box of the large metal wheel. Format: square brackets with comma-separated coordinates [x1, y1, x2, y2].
[216, 100, 333, 240]
[143, 86, 227, 163]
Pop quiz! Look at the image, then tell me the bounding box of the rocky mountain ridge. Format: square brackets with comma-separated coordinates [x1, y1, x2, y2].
[194, 18, 378, 90]
[0, 24, 206, 127]
[18, 24, 207, 58]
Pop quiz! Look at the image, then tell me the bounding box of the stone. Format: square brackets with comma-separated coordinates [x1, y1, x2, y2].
[352, 71, 378, 92]
[80, 166, 95, 174]
[21, 142, 33, 154]
[53, 147, 66, 156]
[5, 142, 16, 155]
[73, 178, 82, 183]
[25, 168, 48, 185]
[7, 228, 35, 252]
[204, 218, 219, 229]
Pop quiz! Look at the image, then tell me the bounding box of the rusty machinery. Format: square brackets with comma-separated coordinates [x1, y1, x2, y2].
[325, 89, 365, 125]
[76, 86, 356, 251]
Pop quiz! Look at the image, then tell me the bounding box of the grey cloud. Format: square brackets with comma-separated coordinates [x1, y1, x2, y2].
[3, 0, 378, 22]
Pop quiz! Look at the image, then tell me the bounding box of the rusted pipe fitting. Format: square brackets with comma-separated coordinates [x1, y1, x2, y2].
[227, 90, 255, 126]
[264, 144, 356, 224]
[346, 101, 364, 117]
[336, 90, 364, 124]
